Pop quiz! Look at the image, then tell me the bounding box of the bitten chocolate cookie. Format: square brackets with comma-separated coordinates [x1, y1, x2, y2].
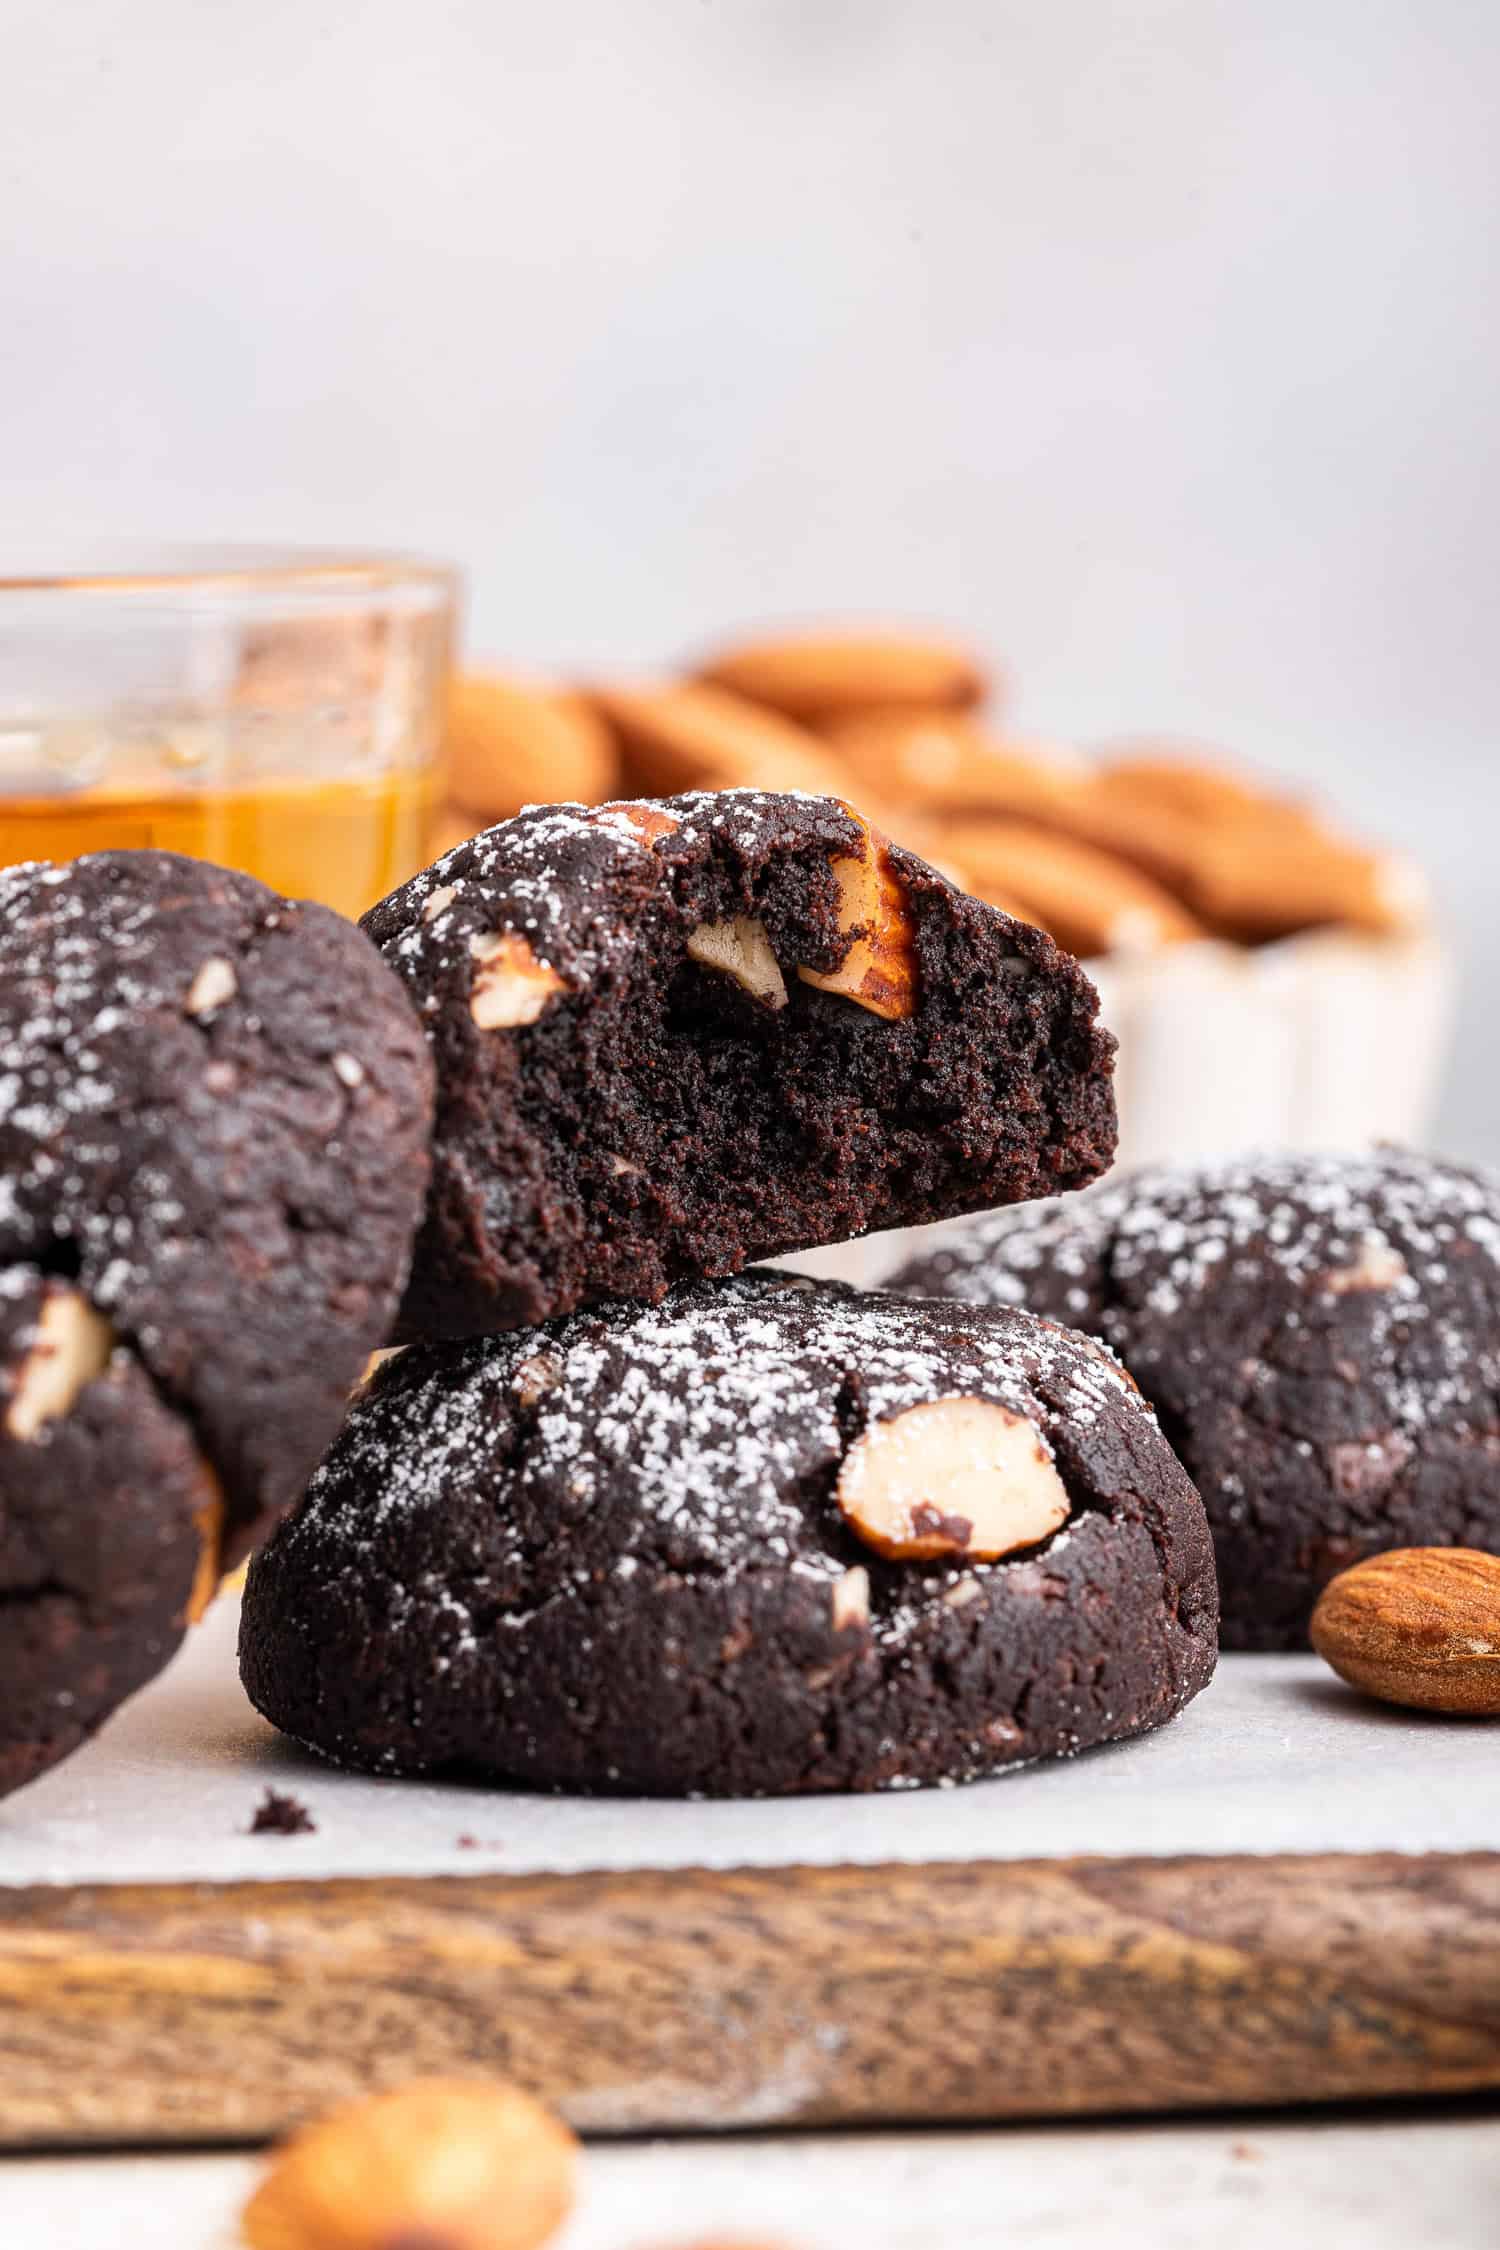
[362, 791, 1117, 1340]
[239, 1272, 1216, 1794]
[889, 1150, 1500, 1650]
[0, 851, 435, 1795]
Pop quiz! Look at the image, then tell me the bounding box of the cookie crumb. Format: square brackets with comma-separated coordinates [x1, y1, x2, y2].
[249, 1787, 315, 1835]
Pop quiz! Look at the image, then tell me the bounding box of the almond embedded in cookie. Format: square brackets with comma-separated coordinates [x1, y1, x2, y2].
[362, 790, 1117, 1340]
[837, 1396, 1070, 1561]
[796, 808, 919, 1019]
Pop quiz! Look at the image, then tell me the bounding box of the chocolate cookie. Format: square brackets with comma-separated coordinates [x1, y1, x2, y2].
[362, 791, 1117, 1340]
[239, 1272, 1217, 1794]
[0, 850, 435, 1795]
[889, 1150, 1500, 1649]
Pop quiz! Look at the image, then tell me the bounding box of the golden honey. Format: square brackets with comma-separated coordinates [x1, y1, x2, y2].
[0, 765, 443, 923]
[0, 552, 457, 921]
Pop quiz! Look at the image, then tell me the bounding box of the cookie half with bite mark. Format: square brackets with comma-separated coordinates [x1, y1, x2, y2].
[0, 850, 435, 1795]
[888, 1148, 1500, 1649]
[362, 790, 1117, 1341]
[239, 1272, 1217, 1795]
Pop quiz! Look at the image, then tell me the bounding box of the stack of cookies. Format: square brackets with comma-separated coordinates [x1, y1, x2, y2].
[238, 788, 1222, 1793]
[5, 789, 1491, 1805]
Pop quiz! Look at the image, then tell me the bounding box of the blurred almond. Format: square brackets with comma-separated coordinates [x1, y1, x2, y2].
[1180, 828, 1426, 942]
[1077, 753, 1422, 941]
[924, 816, 1206, 959]
[241, 2076, 578, 2250]
[429, 802, 484, 860]
[1092, 750, 1306, 826]
[696, 628, 987, 721]
[587, 679, 886, 815]
[448, 672, 617, 819]
[820, 710, 1083, 822]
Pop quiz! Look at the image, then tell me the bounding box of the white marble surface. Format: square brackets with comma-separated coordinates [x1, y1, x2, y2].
[2, 1597, 1497, 1890]
[5, 2110, 1499, 2250]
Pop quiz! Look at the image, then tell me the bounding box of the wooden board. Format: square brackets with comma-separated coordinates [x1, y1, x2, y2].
[2, 1605, 1498, 2146]
[4, 1853, 1500, 2146]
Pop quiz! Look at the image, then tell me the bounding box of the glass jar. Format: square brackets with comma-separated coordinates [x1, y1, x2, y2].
[0, 550, 458, 920]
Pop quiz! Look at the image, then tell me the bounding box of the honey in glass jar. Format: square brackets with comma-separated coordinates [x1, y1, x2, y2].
[0, 552, 457, 920]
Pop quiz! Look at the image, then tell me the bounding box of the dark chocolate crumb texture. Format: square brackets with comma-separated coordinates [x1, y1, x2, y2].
[362, 791, 1117, 1340]
[889, 1149, 1500, 1650]
[240, 1272, 1217, 1795]
[0, 851, 435, 1796]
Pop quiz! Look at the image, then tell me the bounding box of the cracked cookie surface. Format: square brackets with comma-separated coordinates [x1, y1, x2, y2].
[238, 1272, 1216, 1795]
[362, 790, 1118, 1341]
[889, 1149, 1500, 1649]
[0, 850, 435, 1794]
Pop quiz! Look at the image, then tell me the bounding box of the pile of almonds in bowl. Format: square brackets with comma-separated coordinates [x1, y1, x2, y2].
[431, 625, 1425, 965]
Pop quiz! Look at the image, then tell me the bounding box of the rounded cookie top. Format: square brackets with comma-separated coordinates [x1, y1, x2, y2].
[363, 790, 1118, 1339]
[0, 850, 435, 1561]
[889, 1149, 1500, 1647]
[240, 1272, 1217, 1795]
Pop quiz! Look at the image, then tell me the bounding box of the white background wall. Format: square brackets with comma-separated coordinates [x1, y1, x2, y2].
[6, 0, 1497, 1149]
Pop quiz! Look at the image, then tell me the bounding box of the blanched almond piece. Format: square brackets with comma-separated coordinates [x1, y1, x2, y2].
[797, 809, 918, 1020]
[185, 955, 237, 1016]
[838, 1396, 1070, 1562]
[831, 1564, 870, 1631]
[5, 1287, 115, 1440]
[423, 882, 461, 922]
[468, 932, 566, 1029]
[696, 629, 987, 721]
[1324, 1239, 1408, 1294]
[513, 1350, 564, 1408]
[686, 916, 788, 1009]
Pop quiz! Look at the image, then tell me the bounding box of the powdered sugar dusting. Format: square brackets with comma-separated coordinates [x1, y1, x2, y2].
[896, 1148, 1500, 1444]
[380, 790, 852, 997]
[282, 1271, 1149, 1655]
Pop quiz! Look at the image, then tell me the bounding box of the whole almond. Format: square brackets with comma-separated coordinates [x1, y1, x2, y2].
[1310, 1548, 1500, 1716]
[447, 672, 618, 820]
[241, 2076, 578, 2250]
[695, 630, 987, 720]
[586, 679, 858, 799]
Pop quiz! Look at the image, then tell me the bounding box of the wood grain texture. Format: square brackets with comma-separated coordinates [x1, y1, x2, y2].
[2, 1853, 1498, 2147]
